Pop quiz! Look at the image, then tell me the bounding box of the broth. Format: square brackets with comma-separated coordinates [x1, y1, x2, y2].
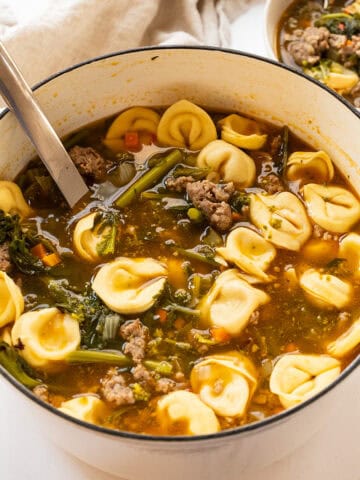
[1, 100, 360, 435]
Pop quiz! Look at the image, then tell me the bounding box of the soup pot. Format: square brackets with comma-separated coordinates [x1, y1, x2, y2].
[264, 0, 294, 60]
[0, 46, 359, 480]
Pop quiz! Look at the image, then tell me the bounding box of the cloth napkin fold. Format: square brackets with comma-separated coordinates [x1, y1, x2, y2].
[0, 0, 250, 87]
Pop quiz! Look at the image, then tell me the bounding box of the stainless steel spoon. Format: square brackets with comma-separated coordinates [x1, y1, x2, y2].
[0, 41, 88, 208]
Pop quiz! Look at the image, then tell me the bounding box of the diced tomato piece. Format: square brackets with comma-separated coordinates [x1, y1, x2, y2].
[124, 131, 140, 149]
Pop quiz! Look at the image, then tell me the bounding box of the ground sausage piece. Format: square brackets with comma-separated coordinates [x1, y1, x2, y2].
[188, 329, 211, 355]
[120, 319, 149, 363]
[186, 180, 234, 232]
[165, 176, 195, 192]
[287, 27, 330, 66]
[329, 34, 360, 68]
[0, 243, 12, 272]
[69, 145, 107, 181]
[101, 368, 135, 407]
[33, 384, 50, 403]
[259, 174, 285, 194]
[132, 363, 156, 389]
[155, 378, 178, 394]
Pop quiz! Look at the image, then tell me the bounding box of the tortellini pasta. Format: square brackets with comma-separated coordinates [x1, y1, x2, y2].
[327, 317, 360, 358]
[199, 269, 270, 336]
[305, 61, 359, 95]
[190, 352, 257, 417]
[157, 99, 217, 150]
[299, 269, 352, 309]
[156, 390, 220, 435]
[58, 396, 107, 424]
[0, 181, 32, 218]
[0, 271, 24, 328]
[302, 184, 360, 233]
[92, 257, 167, 314]
[73, 212, 116, 262]
[270, 354, 341, 409]
[216, 227, 276, 282]
[250, 192, 312, 251]
[104, 107, 160, 151]
[338, 233, 360, 278]
[286, 151, 334, 184]
[11, 307, 81, 369]
[217, 114, 267, 150]
[196, 140, 256, 187]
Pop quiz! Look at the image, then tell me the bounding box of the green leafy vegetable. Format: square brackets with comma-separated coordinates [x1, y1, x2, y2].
[115, 149, 182, 208]
[143, 359, 173, 375]
[230, 191, 250, 213]
[66, 349, 132, 366]
[0, 341, 41, 388]
[131, 383, 151, 402]
[93, 210, 121, 256]
[175, 245, 219, 266]
[172, 164, 209, 180]
[315, 12, 360, 36]
[274, 126, 289, 176]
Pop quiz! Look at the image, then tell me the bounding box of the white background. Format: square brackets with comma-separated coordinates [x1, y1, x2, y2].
[1, 1, 360, 479]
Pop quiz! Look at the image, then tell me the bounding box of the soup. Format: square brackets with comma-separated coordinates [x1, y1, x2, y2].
[278, 0, 360, 107]
[0, 99, 359, 435]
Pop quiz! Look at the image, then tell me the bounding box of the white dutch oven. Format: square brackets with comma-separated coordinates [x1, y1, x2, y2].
[0, 47, 360, 479]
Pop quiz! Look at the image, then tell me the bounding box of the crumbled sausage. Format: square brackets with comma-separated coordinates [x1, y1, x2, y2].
[313, 224, 339, 241]
[33, 384, 50, 403]
[69, 146, 107, 181]
[165, 176, 195, 192]
[329, 34, 360, 68]
[287, 27, 330, 66]
[120, 319, 149, 363]
[132, 363, 156, 389]
[101, 368, 135, 407]
[0, 243, 12, 272]
[259, 174, 285, 194]
[186, 180, 234, 232]
[155, 377, 178, 394]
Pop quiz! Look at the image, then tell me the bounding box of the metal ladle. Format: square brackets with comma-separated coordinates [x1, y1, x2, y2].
[0, 41, 88, 208]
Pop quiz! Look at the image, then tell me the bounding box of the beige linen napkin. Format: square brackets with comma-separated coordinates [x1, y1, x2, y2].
[0, 0, 250, 86]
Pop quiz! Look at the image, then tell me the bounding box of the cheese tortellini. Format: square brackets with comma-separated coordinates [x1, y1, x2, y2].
[199, 269, 270, 336]
[327, 317, 360, 358]
[286, 151, 334, 184]
[338, 233, 360, 278]
[216, 227, 276, 282]
[299, 269, 352, 309]
[0, 181, 32, 218]
[104, 107, 160, 151]
[196, 140, 256, 187]
[58, 396, 107, 424]
[0, 272, 24, 328]
[190, 352, 257, 417]
[73, 212, 117, 262]
[156, 390, 220, 435]
[157, 100, 217, 150]
[217, 114, 267, 150]
[92, 257, 167, 314]
[11, 307, 81, 369]
[270, 354, 341, 409]
[250, 192, 312, 251]
[302, 184, 360, 233]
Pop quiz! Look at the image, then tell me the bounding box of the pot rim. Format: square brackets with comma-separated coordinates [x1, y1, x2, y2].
[0, 45, 359, 443]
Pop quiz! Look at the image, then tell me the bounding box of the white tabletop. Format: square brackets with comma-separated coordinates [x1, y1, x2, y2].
[1, 2, 360, 479]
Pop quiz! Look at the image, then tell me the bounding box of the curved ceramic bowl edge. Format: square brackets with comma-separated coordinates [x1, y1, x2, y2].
[0, 46, 360, 479]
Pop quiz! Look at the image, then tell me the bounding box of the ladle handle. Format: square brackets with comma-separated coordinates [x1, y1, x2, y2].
[0, 41, 88, 208]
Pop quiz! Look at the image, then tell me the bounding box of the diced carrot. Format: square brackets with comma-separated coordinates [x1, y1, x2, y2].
[174, 317, 185, 330]
[210, 327, 231, 343]
[232, 212, 242, 222]
[124, 131, 140, 150]
[42, 253, 61, 267]
[156, 308, 168, 324]
[30, 243, 47, 259]
[284, 342, 298, 353]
